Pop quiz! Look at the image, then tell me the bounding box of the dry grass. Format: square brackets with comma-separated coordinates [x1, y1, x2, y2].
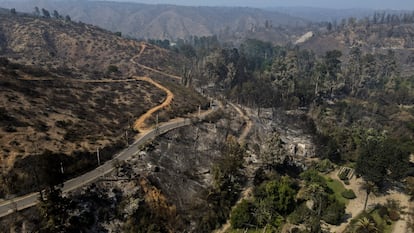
[0, 14, 203, 180]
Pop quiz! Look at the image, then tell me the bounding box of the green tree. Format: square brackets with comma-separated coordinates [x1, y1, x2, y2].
[207, 136, 246, 232]
[347, 46, 362, 95]
[356, 133, 409, 186]
[302, 183, 326, 217]
[355, 131, 387, 186]
[360, 181, 377, 211]
[322, 199, 345, 225]
[255, 177, 297, 216]
[53, 10, 60, 19]
[254, 198, 274, 227]
[230, 200, 256, 229]
[42, 8, 50, 18]
[312, 61, 327, 97]
[354, 217, 378, 233]
[323, 50, 342, 97]
[34, 6, 40, 16]
[38, 187, 70, 232]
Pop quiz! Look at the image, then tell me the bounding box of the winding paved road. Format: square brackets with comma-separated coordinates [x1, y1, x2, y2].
[0, 42, 220, 218]
[0, 109, 218, 218]
[0, 42, 248, 220]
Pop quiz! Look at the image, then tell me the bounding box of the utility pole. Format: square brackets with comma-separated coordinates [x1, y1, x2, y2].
[154, 113, 159, 135]
[32, 142, 43, 201]
[198, 105, 201, 117]
[125, 130, 128, 146]
[97, 147, 101, 166]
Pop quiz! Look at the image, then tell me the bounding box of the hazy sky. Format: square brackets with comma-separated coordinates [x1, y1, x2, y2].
[108, 0, 414, 10]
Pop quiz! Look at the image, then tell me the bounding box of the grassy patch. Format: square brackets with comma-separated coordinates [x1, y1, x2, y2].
[348, 209, 396, 233]
[371, 210, 395, 233]
[324, 176, 349, 205]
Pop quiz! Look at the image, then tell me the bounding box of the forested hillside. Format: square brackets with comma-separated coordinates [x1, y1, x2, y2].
[170, 12, 414, 191]
[0, 5, 413, 233]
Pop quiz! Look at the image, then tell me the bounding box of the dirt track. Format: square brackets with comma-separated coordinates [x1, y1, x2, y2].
[228, 103, 253, 144]
[131, 43, 182, 81]
[213, 103, 254, 233]
[132, 76, 174, 132]
[18, 43, 177, 136]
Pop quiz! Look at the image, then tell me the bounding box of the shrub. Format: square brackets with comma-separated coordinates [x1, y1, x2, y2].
[316, 159, 334, 173]
[107, 65, 119, 73]
[288, 203, 312, 224]
[322, 201, 346, 225]
[230, 200, 255, 229]
[388, 210, 400, 221]
[341, 189, 356, 199]
[378, 206, 388, 217]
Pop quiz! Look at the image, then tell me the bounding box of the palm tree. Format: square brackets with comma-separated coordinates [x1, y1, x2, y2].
[360, 181, 377, 211]
[354, 217, 378, 233]
[304, 183, 326, 217]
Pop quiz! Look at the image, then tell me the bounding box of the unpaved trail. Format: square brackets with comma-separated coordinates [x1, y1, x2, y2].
[17, 42, 178, 137]
[18, 75, 176, 133]
[0, 40, 228, 219]
[132, 76, 174, 132]
[131, 43, 182, 81]
[228, 102, 253, 144]
[213, 103, 254, 233]
[130, 42, 177, 132]
[213, 187, 254, 233]
[137, 42, 147, 58]
[18, 76, 138, 83]
[136, 63, 182, 80]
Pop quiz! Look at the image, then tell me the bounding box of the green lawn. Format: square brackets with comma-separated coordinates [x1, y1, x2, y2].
[347, 209, 396, 233]
[324, 176, 350, 205]
[371, 210, 395, 233]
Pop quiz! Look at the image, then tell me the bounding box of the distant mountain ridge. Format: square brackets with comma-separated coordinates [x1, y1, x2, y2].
[0, 0, 307, 41]
[273, 7, 413, 22]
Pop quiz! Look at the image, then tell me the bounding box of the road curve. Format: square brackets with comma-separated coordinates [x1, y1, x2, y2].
[132, 76, 175, 132]
[0, 41, 218, 218]
[0, 107, 218, 218]
[228, 102, 253, 144]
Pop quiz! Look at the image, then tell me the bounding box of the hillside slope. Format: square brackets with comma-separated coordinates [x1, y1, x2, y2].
[0, 13, 207, 195]
[0, 0, 307, 41]
[299, 19, 414, 74]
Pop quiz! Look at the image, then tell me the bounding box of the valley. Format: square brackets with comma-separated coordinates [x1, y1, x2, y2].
[0, 2, 413, 233]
